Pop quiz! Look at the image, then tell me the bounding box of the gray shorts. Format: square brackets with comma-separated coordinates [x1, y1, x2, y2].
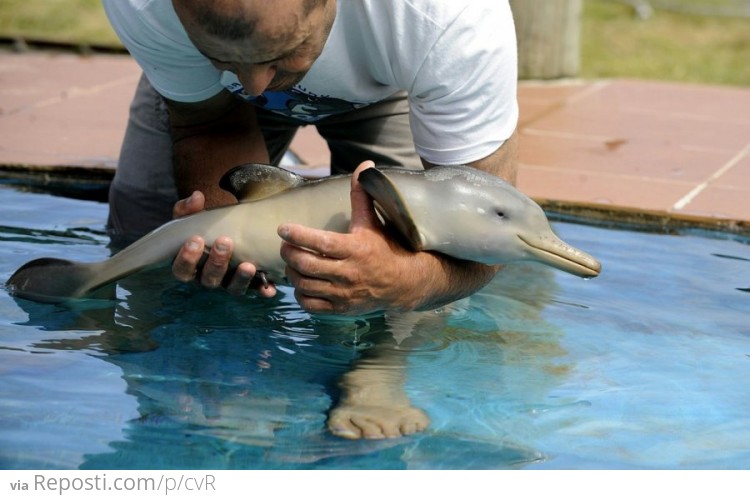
[107, 74, 421, 245]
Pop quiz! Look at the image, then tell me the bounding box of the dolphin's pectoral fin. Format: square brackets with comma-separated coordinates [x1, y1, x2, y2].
[358, 168, 424, 251]
[220, 163, 306, 203]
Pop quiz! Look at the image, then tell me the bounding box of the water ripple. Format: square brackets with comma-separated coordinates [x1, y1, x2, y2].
[0, 224, 107, 245]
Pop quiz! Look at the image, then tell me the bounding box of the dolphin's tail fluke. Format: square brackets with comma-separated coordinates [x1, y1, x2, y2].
[7, 212, 201, 303]
[6, 257, 107, 303]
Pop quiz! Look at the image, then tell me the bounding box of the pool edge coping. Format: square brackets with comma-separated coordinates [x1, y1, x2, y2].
[2, 164, 748, 238]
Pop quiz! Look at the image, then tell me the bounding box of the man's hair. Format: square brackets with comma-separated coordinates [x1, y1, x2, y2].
[177, 0, 324, 41]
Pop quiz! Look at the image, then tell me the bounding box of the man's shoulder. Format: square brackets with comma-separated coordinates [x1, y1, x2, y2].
[354, 0, 503, 27]
[103, 0, 180, 27]
[103, 0, 189, 49]
[103, 0, 223, 103]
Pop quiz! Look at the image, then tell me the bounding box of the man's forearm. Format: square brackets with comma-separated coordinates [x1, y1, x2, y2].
[172, 127, 267, 207]
[411, 130, 518, 311]
[167, 93, 268, 208]
[413, 254, 500, 312]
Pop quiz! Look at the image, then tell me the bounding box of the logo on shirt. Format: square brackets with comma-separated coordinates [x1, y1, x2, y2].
[224, 80, 368, 123]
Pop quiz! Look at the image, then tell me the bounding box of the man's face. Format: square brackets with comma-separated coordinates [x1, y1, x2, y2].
[174, 0, 336, 96]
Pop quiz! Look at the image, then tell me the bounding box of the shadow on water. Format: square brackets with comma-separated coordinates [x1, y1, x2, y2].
[6, 260, 567, 469]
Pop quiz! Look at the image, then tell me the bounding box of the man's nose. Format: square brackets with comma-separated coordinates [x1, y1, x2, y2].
[237, 64, 277, 96]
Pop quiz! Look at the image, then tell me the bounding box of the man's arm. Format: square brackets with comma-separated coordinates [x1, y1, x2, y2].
[166, 91, 277, 296]
[279, 131, 519, 315]
[454, 128, 518, 186]
[166, 90, 269, 205]
[411, 128, 520, 309]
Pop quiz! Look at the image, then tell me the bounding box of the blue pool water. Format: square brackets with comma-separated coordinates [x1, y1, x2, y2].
[0, 183, 748, 469]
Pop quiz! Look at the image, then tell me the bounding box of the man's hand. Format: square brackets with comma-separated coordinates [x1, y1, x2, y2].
[278, 161, 440, 315]
[171, 191, 277, 297]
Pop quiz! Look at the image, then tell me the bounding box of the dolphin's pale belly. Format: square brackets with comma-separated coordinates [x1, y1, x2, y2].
[195, 180, 353, 281]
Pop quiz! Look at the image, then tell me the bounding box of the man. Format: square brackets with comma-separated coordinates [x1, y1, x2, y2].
[104, 0, 519, 439]
[103, 0, 519, 317]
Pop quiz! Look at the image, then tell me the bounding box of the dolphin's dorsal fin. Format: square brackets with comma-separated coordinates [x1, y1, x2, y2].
[220, 163, 306, 203]
[358, 168, 424, 251]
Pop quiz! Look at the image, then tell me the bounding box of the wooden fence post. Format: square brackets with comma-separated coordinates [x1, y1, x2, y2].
[509, 0, 582, 79]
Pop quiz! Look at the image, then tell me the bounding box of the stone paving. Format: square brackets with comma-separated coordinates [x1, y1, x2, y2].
[1, 49, 748, 231]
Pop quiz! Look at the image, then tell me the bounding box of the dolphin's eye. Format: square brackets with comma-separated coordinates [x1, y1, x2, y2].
[496, 210, 505, 219]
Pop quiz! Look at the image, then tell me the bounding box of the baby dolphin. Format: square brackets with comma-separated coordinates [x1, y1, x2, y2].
[6, 164, 601, 303]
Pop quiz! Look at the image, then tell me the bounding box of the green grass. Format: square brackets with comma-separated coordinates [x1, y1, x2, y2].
[0, 0, 120, 47]
[581, 0, 750, 86]
[0, 0, 748, 86]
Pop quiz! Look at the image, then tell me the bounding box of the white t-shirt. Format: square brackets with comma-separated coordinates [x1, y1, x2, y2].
[103, 0, 518, 166]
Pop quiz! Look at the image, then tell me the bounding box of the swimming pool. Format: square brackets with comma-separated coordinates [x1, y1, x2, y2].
[1, 182, 748, 469]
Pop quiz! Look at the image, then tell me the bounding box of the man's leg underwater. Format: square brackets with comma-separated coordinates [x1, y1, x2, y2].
[314, 92, 434, 438]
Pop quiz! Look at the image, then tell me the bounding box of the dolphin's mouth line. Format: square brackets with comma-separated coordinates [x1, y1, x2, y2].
[517, 234, 601, 278]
